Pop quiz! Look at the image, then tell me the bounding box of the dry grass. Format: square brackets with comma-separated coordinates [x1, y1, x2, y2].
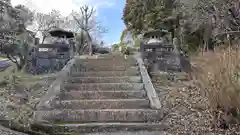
[192, 47, 240, 128]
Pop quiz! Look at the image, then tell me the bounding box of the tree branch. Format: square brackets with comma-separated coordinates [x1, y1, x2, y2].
[7, 55, 17, 64]
[72, 14, 85, 30]
[214, 31, 240, 38]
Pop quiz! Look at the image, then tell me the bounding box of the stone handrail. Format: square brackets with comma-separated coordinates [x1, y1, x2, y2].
[134, 53, 161, 109]
[36, 57, 76, 110]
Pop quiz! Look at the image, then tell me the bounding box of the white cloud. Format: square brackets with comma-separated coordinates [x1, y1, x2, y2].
[11, 0, 116, 16]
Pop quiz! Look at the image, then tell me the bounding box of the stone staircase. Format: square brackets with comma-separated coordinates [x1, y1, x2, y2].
[34, 53, 165, 134]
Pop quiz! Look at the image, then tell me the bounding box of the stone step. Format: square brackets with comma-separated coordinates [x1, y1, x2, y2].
[76, 57, 136, 62]
[58, 90, 147, 100]
[75, 54, 133, 59]
[67, 76, 142, 83]
[94, 57, 135, 61]
[75, 62, 136, 66]
[98, 54, 134, 59]
[77, 58, 136, 63]
[32, 122, 168, 133]
[79, 58, 135, 61]
[78, 56, 135, 61]
[35, 109, 163, 123]
[75, 63, 137, 68]
[62, 83, 144, 91]
[71, 66, 138, 72]
[53, 99, 149, 109]
[71, 70, 140, 77]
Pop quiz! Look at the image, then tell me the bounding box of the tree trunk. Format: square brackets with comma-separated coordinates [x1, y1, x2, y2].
[77, 30, 85, 55]
[18, 56, 26, 71]
[175, 15, 181, 48]
[6, 55, 22, 70]
[41, 35, 47, 44]
[169, 20, 175, 43]
[80, 43, 88, 54]
[16, 63, 22, 71]
[227, 34, 233, 46]
[19, 43, 30, 72]
[88, 42, 92, 56]
[86, 32, 92, 56]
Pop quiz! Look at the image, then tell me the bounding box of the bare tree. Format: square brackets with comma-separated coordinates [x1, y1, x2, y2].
[32, 10, 64, 43]
[71, 5, 107, 55]
[75, 32, 88, 54]
[61, 15, 80, 33]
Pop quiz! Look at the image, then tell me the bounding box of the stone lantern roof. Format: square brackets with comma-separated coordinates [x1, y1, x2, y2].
[49, 28, 74, 38]
[143, 30, 168, 38]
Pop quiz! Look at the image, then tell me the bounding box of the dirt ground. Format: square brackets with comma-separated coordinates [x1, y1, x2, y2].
[0, 66, 56, 135]
[151, 71, 240, 135]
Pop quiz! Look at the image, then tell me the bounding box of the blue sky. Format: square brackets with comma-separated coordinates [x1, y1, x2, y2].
[11, 0, 126, 45]
[96, 0, 125, 45]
